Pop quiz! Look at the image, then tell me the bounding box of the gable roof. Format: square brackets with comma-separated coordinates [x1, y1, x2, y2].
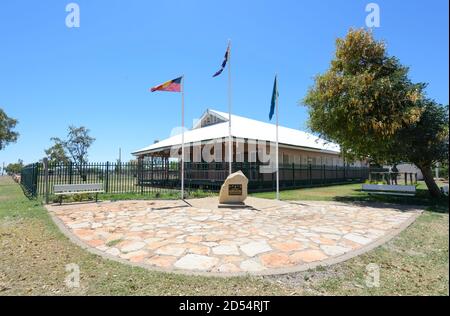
[132, 109, 340, 156]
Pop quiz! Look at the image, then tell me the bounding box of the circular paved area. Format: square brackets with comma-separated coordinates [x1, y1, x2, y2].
[47, 197, 420, 276]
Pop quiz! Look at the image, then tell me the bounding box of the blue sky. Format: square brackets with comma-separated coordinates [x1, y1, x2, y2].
[1, 0, 448, 165]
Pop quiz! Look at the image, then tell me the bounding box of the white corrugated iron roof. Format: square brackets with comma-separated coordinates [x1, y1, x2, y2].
[132, 109, 340, 155]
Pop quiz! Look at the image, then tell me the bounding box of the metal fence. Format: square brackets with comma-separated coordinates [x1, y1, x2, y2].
[20, 160, 377, 198]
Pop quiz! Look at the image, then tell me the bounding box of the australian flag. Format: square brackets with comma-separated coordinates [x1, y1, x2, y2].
[212, 44, 230, 77]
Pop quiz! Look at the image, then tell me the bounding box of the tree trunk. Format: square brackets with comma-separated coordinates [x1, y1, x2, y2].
[418, 164, 442, 198]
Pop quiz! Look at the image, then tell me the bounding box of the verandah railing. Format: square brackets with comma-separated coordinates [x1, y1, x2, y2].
[20, 161, 378, 198]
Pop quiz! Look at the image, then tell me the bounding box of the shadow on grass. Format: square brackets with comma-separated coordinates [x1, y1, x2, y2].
[333, 188, 449, 213]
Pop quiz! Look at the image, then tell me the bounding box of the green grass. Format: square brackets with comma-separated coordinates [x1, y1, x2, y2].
[105, 239, 123, 248]
[47, 188, 217, 204]
[252, 182, 448, 212]
[1, 176, 448, 295]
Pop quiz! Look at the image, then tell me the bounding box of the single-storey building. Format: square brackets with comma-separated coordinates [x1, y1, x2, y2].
[133, 109, 366, 166]
[132, 109, 369, 191]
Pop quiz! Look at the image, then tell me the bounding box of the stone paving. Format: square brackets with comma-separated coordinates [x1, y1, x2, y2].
[46, 197, 420, 275]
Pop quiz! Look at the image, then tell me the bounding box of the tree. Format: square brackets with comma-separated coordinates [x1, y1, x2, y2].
[393, 101, 449, 197]
[303, 29, 446, 197]
[0, 108, 19, 150]
[44, 141, 70, 164]
[52, 126, 95, 181]
[5, 159, 24, 174]
[53, 126, 95, 165]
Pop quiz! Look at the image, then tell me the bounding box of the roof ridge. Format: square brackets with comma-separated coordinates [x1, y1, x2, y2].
[132, 108, 340, 155]
[209, 109, 316, 138]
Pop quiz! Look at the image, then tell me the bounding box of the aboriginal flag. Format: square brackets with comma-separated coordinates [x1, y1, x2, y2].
[150, 76, 182, 92]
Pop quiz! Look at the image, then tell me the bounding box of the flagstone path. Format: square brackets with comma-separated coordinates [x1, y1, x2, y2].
[46, 197, 420, 276]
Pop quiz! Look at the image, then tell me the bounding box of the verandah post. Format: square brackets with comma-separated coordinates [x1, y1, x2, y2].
[323, 164, 326, 184]
[272, 170, 275, 191]
[292, 163, 295, 187]
[309, 164, 312, 185]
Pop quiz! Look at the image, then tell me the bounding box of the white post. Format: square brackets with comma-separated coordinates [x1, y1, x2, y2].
[275, 76, 280, 200]
[228, 40, 233, 175]
[181, 76, 185, 199]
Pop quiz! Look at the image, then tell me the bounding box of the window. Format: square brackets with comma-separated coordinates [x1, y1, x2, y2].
[201, 114, 221, 128]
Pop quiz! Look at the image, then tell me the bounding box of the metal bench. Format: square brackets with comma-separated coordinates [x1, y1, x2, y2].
[362, 184, 416, 196]
[54, 183, 104, 204]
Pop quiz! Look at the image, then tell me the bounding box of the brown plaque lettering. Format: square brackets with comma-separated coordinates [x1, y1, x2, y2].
[228, 184, 242, 196]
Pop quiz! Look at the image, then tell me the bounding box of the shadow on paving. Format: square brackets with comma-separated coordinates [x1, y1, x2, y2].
[332, 189, 449, 214]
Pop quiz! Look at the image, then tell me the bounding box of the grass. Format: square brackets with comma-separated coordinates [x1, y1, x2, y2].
[1, 176, 448, 295]
[48, 188, 217, 204]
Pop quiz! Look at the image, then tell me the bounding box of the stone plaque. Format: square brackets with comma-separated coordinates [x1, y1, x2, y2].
[228, 184, 242, 196]
[219, 171, 248, 204]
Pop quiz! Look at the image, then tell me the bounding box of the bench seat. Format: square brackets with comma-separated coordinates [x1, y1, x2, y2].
[54, 184, 104, 204]
[362, 184, 416, 197]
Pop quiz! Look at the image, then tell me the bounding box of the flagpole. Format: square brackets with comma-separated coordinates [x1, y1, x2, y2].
[275, 75, 280, 200]
[181, 75, 185, 200]
[227, 40, 232, 175]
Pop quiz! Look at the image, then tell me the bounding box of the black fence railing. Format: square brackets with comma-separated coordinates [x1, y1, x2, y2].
[20, 163, 40, 197]
[20, 161, 379, 198]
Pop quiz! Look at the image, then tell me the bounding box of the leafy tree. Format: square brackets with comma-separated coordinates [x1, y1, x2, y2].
[0, 108, 19, 150]
[438, 162, 449, 180]
[303, 29, 446, 197]
[52, 126, 95, 165]
[52, 126, 95, 181]
[393, 101, 448, 197]
[5, 159, 24, 174]
[45, 141, 70, 164]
